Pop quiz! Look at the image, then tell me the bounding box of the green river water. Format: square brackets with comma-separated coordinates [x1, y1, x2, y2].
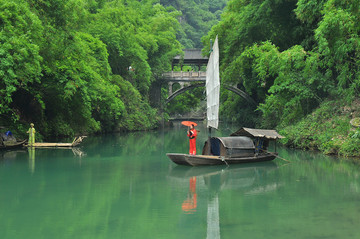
[1, 123, 360, 239]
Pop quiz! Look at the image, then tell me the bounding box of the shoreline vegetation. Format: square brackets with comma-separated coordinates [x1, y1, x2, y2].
[280, 98, 360, 157]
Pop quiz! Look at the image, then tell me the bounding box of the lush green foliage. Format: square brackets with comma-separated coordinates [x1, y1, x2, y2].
[204, 0, 312, 126]
[160, 0, 227, 48]
[281, 99, 360, 156]
[204, 0, 360, 155]
[0, 1, 43, 119]
[166, 85, 205, 115]
[86, 1, 181, 94]
[0, 0, 182, 137]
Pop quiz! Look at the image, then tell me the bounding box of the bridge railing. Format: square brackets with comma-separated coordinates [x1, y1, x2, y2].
[162, 71, 206, 79]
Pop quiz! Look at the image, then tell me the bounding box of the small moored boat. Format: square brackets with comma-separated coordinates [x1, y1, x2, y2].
[0, 130, 26, 149]
[167, 128, 283, 166]
[0, 139, 27, 149]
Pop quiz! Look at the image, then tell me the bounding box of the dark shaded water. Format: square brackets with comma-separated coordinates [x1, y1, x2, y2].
[1, 123, 360, 238]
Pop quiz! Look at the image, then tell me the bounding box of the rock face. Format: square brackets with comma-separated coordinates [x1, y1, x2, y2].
[350, 118, 360, 127]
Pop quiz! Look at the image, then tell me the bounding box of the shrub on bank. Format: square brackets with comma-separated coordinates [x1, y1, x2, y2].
[280, 99, 360, 157]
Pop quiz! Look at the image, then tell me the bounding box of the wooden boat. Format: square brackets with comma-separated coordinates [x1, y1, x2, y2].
[167, 131, 282, 166]
[0, 139, 27, 149]
[167, 152, 277, 166]
[24, 136, 86, 148]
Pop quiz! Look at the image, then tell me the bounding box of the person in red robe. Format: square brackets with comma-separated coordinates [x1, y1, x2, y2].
[187, 124, 198, 155]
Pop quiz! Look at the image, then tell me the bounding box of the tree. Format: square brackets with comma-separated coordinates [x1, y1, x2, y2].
[160, 0, 227, 48]
[0, 0, 183, 137]
[0, 0, 43, 120]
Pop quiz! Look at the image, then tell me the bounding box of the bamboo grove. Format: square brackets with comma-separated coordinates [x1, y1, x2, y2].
[1, 0, 183, 136]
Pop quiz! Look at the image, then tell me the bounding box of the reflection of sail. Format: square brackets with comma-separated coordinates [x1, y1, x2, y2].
[206, 35, 220, 129]
[206, 195, 220, 239]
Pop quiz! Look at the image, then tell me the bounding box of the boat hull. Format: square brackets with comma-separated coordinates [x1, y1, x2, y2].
[166, 153, 277, 166]
[0, 140, 27, 150]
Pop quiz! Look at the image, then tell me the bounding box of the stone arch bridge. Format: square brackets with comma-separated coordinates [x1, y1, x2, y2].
[161, 49, 256, 106]
[165, 81, 256, 105]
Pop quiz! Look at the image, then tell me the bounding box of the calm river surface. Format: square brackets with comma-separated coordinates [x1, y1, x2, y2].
[1, 123, 360, 239]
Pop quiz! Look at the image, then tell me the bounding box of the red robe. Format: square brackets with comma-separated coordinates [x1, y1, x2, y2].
[187, 129, 197, 155]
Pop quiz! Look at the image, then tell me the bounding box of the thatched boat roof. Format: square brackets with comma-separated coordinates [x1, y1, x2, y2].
[230, 127, 284, 140]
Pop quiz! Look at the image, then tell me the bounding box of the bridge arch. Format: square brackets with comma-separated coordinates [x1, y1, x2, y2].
[165, 83, 256, 105]
[165, 84, 203, 104]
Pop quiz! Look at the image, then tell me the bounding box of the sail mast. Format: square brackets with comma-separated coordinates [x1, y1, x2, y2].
[206, 35, 220, 132]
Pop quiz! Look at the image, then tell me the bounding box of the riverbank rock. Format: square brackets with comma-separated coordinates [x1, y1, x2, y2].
[350, 118, 360, 127]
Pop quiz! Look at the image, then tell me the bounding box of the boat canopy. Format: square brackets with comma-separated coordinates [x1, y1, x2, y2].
[230, 127, 284, 140]
[216, 136, 255, 149]
[202, 136, 255, 158]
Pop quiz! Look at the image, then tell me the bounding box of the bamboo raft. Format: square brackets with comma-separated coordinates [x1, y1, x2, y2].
[25, 136, 86, 148]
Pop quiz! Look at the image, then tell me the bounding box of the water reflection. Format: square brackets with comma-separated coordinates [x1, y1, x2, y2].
[169, 162, 278, 192]
[169, 162, 279, 239]
[182, 177, 197, 214]
[28, 147, 35, 174]
[0, 147, 86, 174]
[0, 149, 26, 161]
[72, 147, 86, 157]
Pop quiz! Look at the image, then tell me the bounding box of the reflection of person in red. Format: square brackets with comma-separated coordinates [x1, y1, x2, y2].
[187, 124, 197, 155]
[182, 177, 197, 214]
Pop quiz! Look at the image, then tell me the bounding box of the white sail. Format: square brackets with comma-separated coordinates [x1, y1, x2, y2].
[206, 36, 220, 129]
